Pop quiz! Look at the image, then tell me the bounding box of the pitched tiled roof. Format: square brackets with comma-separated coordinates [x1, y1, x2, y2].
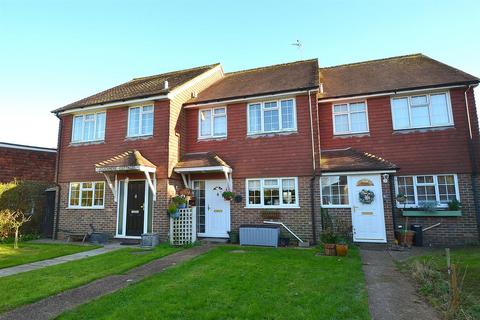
[95, 150, 156, 172]
[186, 59, 319, 105]
[54, 64, 220, 113]
[320, 148, 398, 173]
[319, 54, 479, 99]
[175, 152, 230, 169]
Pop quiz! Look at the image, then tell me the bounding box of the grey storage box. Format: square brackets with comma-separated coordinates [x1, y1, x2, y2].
[239, 225, 280, 247]
[141, 233, 160, 247]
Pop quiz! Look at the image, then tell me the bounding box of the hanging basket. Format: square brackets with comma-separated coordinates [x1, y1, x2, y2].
[359, 189, 375, 204]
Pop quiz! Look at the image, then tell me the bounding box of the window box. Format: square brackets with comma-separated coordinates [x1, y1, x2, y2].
[402, 210, 462, 217]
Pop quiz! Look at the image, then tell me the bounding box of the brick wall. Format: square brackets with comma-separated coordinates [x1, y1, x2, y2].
[393, 174, 479, 246]
[0, 146, 56, 183]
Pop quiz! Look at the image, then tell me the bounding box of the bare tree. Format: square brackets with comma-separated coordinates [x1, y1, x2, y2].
[0, 209, 31, 249]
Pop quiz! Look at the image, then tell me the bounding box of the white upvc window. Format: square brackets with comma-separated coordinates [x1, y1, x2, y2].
[68, 181, 105, 209]
[332, 101, 369, 135]
[247, 98, 296, 135]
[128, 105, 154, 137]
[394, 174, 460, 208]
[391, 92, 453, 130]
[71, 112, 106, 143]
[246, 177, 299, 208]
[320, 175, 349, 207]
[199, 107, 227, 139]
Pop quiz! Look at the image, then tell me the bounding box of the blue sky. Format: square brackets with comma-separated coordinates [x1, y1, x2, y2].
[1, 0, 479, 148]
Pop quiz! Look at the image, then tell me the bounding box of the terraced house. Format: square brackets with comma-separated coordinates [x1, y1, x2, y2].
[52, 54, 480, 246]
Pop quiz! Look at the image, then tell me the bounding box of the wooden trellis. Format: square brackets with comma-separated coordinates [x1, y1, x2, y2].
[170, 207, 197, 245]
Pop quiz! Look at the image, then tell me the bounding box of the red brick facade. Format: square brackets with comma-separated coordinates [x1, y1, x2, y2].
[0, 144, 56, 183]
[54, 64, 480, 246]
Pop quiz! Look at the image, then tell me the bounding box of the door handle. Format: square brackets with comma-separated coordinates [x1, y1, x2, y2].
[352, 206, 358, 212]
[208, 205, 211, 211]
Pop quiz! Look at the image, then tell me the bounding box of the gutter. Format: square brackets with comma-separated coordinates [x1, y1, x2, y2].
[307, 89, 318, 244]
[53, 113, 63, 239]
[464, 84, 480, 241]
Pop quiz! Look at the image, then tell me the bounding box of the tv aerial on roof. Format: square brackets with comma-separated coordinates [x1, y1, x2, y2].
[291, 40, 303, 57]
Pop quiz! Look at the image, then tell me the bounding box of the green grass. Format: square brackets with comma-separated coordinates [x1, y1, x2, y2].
[401, 247, 480, 319]
[0, 244, 181, 313]
[59, 246, 370, 320]
[0, 242, 99, 269]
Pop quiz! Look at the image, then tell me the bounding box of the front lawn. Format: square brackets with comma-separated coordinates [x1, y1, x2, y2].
[60, 246, 370, 320]
[0, 244, 181, 313]
[401, 247, 480, 319]
[0, 242, 98, 269]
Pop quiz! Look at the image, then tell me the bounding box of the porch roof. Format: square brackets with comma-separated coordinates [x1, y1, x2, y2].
[174, 152, 231, 173]
[95, 150, 156, 173]
[320, 148, 398, 173]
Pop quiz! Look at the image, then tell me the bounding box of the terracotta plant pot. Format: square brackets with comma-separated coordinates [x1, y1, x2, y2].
[396, 230, 415, 247]
[324, 243, 337, 256]
[335, 244, 348, 257]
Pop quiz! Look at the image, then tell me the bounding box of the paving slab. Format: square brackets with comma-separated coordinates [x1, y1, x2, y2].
[360, 247, 440, 320]
[0, 244, 214, 320]
[0, 244, 122, 278]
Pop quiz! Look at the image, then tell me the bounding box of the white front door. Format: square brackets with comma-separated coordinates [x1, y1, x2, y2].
[350, 175, 387, 243]
[204, 180, 230, 238]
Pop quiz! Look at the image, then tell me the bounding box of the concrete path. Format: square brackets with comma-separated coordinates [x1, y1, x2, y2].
[360, 245, 440, 320]
[0, 244, 123, 278]
[0, 244, 213, 320]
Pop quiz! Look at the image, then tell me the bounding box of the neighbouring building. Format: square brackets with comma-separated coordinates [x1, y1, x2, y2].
[52, 54, 480, 246]
[0, 142, 57, 183]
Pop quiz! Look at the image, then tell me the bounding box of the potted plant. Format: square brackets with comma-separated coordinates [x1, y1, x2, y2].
[448, 199, 461, 211]
[320, 229, 337, 256]
[395, 228, 415, 247]
[222, 191, 235, 201]
[396, 193, 407, 204]
[178, 188, 193, 204]
[172, 195, 187, 209]
[167, 202, 179, 219]
[335, 237, 349, 256]
[228, 230, 239, 244]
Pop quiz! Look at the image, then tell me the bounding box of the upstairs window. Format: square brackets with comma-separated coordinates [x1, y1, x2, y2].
[72, 112, 106, 143]
[69, 181, 105, 208]
[332, 102, 369, 135]
[128, 105, 154, 137]
[246, 177, 298, 208]
[248, 99, 296, 134]
[199, 107, 227, 138]
[391, 92, 453, 130]
[395, 174, 459, 208]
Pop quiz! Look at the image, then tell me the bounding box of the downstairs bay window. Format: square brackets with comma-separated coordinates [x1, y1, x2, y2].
[246, 178, 298, 208]
[395, 174, 459, 208]
[69, 182, 105, 208]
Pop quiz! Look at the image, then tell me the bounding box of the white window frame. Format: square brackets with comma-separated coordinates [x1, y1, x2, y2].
[198, 106, 227, 139]
[320, 175, 350, 208]
[245, 177, 299, 208]
[247, 98, 297, 135]
[390, 91, 454, 130]
[332, 101, 369, 135]
[68, 181, 105, 209]
[394, 174, 460, 208]
[127, 105, 154, 137]
[71, 112, 106, 143]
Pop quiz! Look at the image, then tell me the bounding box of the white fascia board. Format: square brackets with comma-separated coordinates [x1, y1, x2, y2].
[318, 85, 465, 103]
[95, 166, 156, 173]
[321, 170, 397, 176]
[0, 143, 57, 153]
[58, 95, 168, 115]
[167, 64, 224, 100]
[174, 166, 231, 173]
[184, 89, 317, 109]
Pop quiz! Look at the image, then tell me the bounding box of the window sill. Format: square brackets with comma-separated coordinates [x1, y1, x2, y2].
[125, 135, 153, 141]
[245, 205, 300, 209]
[333, 132, 369, 138]
[197, 136, 227, 142]
[67, 206, 105, 210]
[402, 210, 462, 217]
[321, 205, 351, 209]
[393, 125, 454, 134]
[70, 140, 105, 147]
[247, 130, 298, 138]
